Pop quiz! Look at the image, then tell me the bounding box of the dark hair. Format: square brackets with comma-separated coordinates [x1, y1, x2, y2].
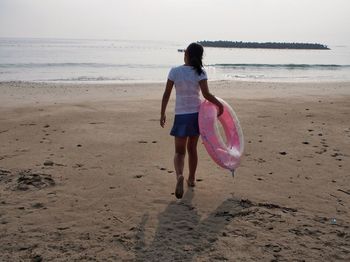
[186, 43, 204, 75]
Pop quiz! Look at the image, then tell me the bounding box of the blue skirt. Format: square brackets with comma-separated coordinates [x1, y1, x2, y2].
[170, 112, 200, 137]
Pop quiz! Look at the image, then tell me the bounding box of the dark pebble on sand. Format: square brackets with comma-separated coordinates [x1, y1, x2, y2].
[31, 255, 43, 262]
[134, 175, 143, 178]
[43, 160, 54, 166]
[160, 167, 166, 171]
[43, 124, 50, 128]
[302, 142, 309, 145]
[152, 141, 157, 143]
[18, 245, 31, 251]
[279, 152, 287, 155]
[32, 203, 44, 209]
[57, 227, 69, 230]
[77, 144, 82, 147]
[318, 133, 323, 136]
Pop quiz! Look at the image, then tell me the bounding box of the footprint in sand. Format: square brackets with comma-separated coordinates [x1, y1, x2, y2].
[16, 171, 55, 191]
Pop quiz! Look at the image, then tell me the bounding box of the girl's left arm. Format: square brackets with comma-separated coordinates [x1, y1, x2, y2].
[160, 79, 174, 127]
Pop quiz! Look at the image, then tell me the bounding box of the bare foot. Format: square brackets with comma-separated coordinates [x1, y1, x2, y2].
[187, 178, 196, 187]
[175, 175, 184, 199]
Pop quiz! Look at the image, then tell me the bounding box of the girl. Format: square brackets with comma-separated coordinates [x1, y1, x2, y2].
[160, 43, 223, 199]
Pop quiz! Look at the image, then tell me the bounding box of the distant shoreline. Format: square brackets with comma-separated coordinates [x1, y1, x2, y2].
[198, 40, 330, 50]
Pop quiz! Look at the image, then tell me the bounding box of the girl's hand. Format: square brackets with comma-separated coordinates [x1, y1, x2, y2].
[160, 114, 166, 128]
[217, 103, 224, 117]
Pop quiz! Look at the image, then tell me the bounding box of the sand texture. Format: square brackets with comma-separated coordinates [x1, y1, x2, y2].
[0, 81, 350, 261]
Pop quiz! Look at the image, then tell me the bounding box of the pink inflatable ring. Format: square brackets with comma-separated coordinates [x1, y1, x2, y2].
[199, 97, 244, 176]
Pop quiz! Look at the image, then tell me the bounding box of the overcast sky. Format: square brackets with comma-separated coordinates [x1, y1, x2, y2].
[0, 0, 349, 45]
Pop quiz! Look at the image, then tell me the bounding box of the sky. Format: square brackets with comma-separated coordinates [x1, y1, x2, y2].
[0, 0, 349, 45]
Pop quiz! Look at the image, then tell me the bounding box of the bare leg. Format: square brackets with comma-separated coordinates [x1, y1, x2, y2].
[174, 137, 187, 198]
[187, 135, 199, 187]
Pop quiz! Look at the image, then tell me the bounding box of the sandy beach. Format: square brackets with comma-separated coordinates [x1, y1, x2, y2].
[0, 80, 349, 261]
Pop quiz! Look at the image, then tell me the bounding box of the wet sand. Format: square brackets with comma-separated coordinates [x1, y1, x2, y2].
[0, 81, 350, 261]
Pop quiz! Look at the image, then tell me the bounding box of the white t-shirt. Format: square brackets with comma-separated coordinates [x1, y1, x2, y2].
[168, 65, 207, 115]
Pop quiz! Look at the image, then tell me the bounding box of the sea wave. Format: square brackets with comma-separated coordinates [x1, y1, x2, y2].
[0, 63, 168, 69]
[47, 76, 136, 82]
[207, 63, 350, 69]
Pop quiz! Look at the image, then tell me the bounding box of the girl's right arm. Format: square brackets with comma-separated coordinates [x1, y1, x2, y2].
[199, 79, 224, 116]
[160, 79, 174, 127]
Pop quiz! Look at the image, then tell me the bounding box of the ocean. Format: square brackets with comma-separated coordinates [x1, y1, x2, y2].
[0, 37, 350, 83]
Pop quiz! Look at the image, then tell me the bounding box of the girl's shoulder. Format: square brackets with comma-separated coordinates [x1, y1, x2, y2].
[168, 65, 185, 79]
[171, 65, 186, 70]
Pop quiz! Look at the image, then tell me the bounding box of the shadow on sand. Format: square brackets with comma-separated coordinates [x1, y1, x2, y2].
[134, 189, 249, 261]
